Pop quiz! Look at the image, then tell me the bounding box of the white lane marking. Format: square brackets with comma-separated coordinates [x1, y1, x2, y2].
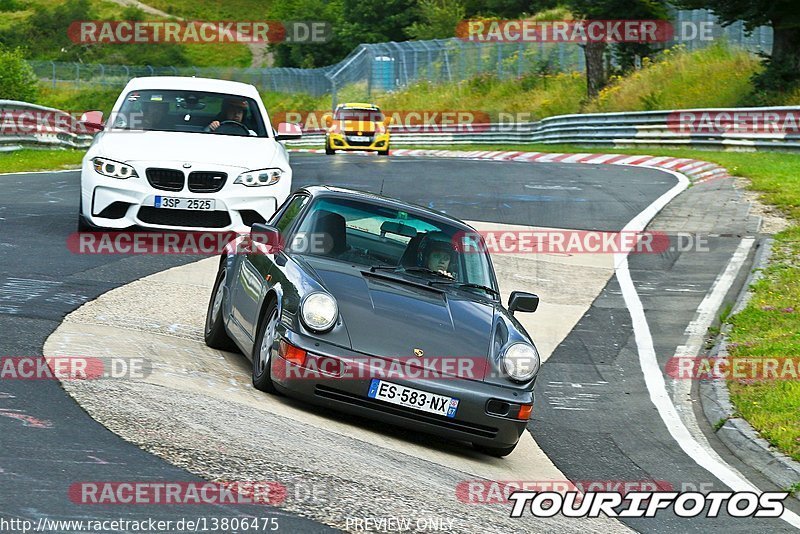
[0, 168, 78, 177]
[614, 167, 800, 528]
[668, 239, 760, 491]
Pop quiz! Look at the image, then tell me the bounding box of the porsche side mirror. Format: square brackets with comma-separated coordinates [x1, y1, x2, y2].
[251, 223, 283, 251]
[509, 291, 538, 314]
[275, 122, 302, 141]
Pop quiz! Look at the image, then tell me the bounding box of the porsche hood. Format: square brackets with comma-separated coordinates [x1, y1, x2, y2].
[301, 258, 495, 380]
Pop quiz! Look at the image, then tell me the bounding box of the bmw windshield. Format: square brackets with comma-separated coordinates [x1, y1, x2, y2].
[111, 90, 269, 137]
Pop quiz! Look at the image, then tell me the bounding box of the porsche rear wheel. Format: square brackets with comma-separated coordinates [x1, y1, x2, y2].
[204, 267, 237, 351]
[252, 301, 279, 393]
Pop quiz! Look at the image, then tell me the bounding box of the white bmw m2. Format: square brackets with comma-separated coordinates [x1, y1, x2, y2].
[78, 76, 301, 232]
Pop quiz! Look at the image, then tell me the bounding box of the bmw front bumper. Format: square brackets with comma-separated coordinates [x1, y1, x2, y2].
[80, 159, 290, 232]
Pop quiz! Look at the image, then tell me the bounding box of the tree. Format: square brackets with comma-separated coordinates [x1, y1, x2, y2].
[406, 0, 466, 40]
[550, 0, 669, 98]
[0, 46, 38, 101]
[336, 0, 419, 51]
[675, 0, 800, 92]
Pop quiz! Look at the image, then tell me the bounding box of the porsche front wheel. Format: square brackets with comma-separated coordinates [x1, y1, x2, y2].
[252, 301, 279, 393]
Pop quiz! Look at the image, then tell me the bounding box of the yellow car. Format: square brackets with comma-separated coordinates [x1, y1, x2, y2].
[324, 103, 391, 155]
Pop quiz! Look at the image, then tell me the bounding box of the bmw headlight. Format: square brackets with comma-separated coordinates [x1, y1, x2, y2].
[301, 292, 338, 332]
[234, 168, 283, 187]
[92, 157, 137, 179]
[502, 343, 540, 382]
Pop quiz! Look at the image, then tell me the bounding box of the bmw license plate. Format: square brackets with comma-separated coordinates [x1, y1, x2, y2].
[368, 379, 459, 418]
[154, 196, 215, 210]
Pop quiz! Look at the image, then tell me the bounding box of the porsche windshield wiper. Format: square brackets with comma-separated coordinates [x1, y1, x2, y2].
[369, 264, 399, 272]
[428, 280, 500, 297]
[402, 266, 455, 279]
[368, 265, 454, 280]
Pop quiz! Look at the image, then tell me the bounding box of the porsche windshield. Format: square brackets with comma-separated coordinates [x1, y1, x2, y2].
[290, 197, 496, 291]
[112, 90, 268, 137]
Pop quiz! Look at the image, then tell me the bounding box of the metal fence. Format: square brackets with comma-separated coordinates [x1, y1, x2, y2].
[28, 8, 772, 106]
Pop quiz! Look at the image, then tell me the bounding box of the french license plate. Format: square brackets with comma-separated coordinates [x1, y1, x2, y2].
[154, 196, 215, 210]
[348, 135, 371, 143]
[367, 379, 459, 418]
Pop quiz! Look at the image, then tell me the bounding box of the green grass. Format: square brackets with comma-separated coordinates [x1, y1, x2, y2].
[0, 149, 84, 173]
[726, 227, 800, 462]
[586, 44, 761, 112]
[35, 85, 121, 114]
[376, 72, 586, 120]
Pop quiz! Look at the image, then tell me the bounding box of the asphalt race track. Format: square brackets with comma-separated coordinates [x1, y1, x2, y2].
[2, 153, 797, 532]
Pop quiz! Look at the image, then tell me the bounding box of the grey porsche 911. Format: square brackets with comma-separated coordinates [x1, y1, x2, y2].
[204, 186, 541, 456]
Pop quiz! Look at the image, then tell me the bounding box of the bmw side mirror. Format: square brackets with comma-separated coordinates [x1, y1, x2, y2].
[251, 223, 283, 251]
[509, 291, 539, 314]
[79, 110, 104, 132]
[275, 122, 302, 141]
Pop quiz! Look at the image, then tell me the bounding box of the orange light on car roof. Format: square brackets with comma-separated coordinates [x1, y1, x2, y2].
[517, 404, 533, 420]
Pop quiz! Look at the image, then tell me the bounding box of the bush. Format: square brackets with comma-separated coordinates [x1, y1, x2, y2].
[0, 46, 38, 101]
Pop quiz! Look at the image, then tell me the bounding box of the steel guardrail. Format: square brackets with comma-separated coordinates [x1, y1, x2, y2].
[0, 100, 95, 152]
[4, 101, 799, 153]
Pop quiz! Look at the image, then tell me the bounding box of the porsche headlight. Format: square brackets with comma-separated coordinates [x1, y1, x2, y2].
[301, 292, 338, 332]
[234, 168, 283, 187]
[92, 157, 137, 179]
[502, 343, 540, 382]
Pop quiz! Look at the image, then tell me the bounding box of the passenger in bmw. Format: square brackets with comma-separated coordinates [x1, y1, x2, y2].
[140, 101, 170, 130]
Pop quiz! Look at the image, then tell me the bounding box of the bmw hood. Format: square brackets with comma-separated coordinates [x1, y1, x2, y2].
[302, 258, 494, 380]
[92, 131, 281, 170]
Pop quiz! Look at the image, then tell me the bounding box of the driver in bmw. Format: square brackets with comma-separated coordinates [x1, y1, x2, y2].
[205, 98, 255, 135]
